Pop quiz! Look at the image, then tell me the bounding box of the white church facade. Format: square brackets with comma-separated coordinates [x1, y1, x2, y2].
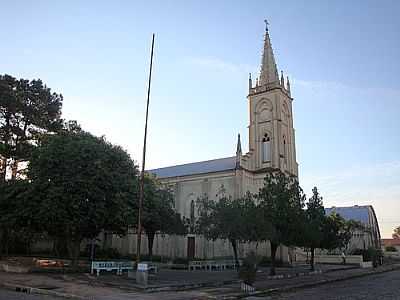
[111, 23, 298, 260]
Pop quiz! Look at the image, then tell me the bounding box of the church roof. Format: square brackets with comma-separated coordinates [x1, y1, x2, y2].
[325, 206, 371, 224]
[148, 156, 236, 179]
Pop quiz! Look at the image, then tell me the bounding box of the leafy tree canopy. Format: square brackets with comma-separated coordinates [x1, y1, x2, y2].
[0, 180, 37, 256]
[28, 128, 138, 265]
[257, 170, 305, 275]
[393, 226, 400, 240]
[0, 74, 63, 180]
[141, 174, 186, 258]
[196, 188, 257, 267]
[302, 187, 326, 270]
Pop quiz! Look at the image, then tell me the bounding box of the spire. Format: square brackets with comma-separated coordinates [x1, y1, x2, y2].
[236, 133, 242, 169]
[236, 133, 242, 155]
[280, 70, 284, 87]
[286, 76, 291, 96]
[248, 73, 252, 91]
[259, 20, 279, 86]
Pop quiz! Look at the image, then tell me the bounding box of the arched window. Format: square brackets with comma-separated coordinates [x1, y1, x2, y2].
[190, 200, 195, 233]
[190, 200, 195, 224]
[262, 133, 271, 162]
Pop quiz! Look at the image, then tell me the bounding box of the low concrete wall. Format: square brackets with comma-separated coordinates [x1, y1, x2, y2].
[108, 233, 290, 262]
[315, 255, 363, 265]
[360, 261, 373, 268]
[384, 251, 400, 258]
[295, 251, 363, 265]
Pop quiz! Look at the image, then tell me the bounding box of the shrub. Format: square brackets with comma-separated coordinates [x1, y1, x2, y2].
[258, 256, 284, 267]
[385, 246, 397, 252]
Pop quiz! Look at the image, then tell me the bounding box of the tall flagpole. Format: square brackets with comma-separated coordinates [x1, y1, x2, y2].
[137, 33, 155, 264]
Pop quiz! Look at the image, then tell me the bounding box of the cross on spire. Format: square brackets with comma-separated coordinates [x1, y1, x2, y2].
[264, 19, 269, 32]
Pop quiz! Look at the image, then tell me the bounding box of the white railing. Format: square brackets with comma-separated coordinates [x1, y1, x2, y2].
[188, 259, 242, 271]
[91, 261, 135, 276]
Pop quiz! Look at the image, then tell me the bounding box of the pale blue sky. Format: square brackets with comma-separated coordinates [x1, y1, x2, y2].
[1, 0, 399, 237]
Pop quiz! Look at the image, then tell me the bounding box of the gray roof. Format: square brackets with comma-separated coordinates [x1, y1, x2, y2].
[149, 156, 236, 179]
[325, 206, 370, 224]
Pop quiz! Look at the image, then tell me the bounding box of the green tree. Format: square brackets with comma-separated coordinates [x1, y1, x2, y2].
[0, 180, 37, 257]
[196, 189, 253, 267]
[28, 129, 138, 267]
[320, 212, 364, 253]
[0, 74, 63, 181]
[320, 212, 345, 251]
[392, 226, 400, 240]
[301, 187, 326, 270]
[257, 170, 305, 275]
[141, 175, 186, 259]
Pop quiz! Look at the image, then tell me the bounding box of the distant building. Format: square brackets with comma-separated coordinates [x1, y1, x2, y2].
[325, 205, 381, 251]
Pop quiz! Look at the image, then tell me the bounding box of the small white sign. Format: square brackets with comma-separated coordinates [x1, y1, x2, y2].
[137, 263, 148, 271]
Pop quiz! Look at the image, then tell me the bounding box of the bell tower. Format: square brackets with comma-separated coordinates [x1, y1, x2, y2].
[240, 21, 298, 176]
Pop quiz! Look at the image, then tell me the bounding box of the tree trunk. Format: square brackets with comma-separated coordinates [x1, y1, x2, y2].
[0, 158, 5, 183]
[147, 232, 155, 261]
[270, 242, 278, 276]
[11, 160, 18, 180]
[310, 247, 315, 271]
[0, 229, 4, 259]
[67, 239, 81, 269]
[1, 158, 7, 182]
[230, 239, 239, 270]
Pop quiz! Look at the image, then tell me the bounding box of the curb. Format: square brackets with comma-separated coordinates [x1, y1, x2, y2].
[214, 264, 400, 299]
[133, 279, 240, 293]
[266, 269, 322, 280]
[0, 281, 91, 300]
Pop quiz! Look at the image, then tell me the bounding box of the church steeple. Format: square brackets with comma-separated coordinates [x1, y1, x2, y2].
[244, 21, 298, 176]
[259, 20, 279, 86]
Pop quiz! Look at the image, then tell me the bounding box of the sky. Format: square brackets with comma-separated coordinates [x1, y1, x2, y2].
[1, 0, 399, 238]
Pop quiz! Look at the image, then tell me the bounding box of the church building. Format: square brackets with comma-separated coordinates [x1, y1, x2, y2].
[147, 22, 298, 259]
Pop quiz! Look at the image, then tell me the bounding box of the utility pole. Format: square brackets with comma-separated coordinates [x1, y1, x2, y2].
[136, 33, 155, 264]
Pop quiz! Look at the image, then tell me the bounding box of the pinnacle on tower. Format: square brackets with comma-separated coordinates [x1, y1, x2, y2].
[248, 73, 252, 91]
[236, 133, 242, 155]
[286, 76, 291, 96]
[236, 133, 242, 169]
[259, 20, 279, 86]
[280, 70, 284, 87]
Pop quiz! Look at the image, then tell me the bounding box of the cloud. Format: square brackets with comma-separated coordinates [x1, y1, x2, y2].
[185, 56, 257, 75]
[294, 78, 400, 100]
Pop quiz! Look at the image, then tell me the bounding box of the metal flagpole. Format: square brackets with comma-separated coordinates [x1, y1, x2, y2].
[137, 33, 155, 265]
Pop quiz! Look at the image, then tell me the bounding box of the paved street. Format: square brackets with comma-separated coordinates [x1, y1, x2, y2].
[2, 267, 400, 299]
[267, 269, 400, 300]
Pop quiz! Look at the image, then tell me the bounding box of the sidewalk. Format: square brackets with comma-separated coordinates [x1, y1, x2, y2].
[0, 263, 399, 300]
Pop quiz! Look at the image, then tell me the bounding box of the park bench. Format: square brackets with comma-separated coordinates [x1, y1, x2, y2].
[91, 261, 135, 276]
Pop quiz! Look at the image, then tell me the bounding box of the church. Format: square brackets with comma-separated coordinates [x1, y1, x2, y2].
[147, 22, 298, 260]
[110, 22, 298, 260]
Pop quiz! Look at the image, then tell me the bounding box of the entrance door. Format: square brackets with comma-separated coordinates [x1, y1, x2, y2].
[187, 236, 195, 259]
